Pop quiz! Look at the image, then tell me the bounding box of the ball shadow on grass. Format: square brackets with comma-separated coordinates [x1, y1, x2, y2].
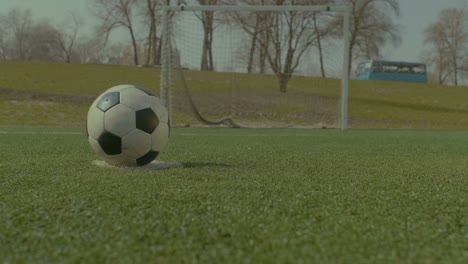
[92, 160, 183, 170]
[92, 160, 230, 170]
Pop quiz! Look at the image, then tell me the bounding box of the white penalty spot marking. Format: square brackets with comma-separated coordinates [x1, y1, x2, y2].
[92, 160, 183, 170]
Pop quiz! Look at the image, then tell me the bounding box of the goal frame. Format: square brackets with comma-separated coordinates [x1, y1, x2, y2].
[160, 4, 351, 130]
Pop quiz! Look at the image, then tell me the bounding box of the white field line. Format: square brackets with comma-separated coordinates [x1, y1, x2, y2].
[0, 131, 325, 137]
[179, 133, 324, 137]
[0, 131, 84, 135]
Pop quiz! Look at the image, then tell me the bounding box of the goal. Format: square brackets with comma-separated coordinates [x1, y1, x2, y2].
[160, 3, 351, 129]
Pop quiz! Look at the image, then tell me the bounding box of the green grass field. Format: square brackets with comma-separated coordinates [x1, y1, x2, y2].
[0, 126, 467, 262]
[0, 61, 467, 262]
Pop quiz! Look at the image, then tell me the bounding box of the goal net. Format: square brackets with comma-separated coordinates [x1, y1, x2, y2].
[160, 4, 350, 129]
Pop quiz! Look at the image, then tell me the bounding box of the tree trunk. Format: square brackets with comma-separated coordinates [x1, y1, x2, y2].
[438, 64, 444, 85]
[200, 10, 214, 71]
[317, 37, 326, 78]
[259, 46, 266, 73]
[208, 25, 214, 70]
[201, 28, 209, 70]
[129, 27, 139, 65]
[313, 14, 326, 78]
[278, 74, 288, 93]
[347, 44, 353, 78]
[145, 0, 157, 65]
[258, 28, 269, 74]
[66, 52, 72, 63]
[151, 24, 157, 65]
[146, 23, 153, 65]
[155, 37, 162, 65]
[347, 11, 360, 78]
[247, 18, 260, 73]
[247, 30, 257, 73]
[453, 56, 458, 86]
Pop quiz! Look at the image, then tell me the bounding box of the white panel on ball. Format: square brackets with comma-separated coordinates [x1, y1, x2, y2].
[107, 84, 134, 93]
[151, 122, 169, 152]
[87, 107, 105, 140]
[122, 130, 152, 159]
[151, 97, 169, 124]
[120, 87, 153, 111]
[104, 104, 136, 137]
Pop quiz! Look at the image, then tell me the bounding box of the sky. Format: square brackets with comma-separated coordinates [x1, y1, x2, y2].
[0, 0, 466, 63]
[387, 0, 466, 61]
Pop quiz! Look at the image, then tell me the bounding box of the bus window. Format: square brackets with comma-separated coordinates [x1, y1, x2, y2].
[412, 65, 426, 74]
[356, 61, 372, 76]
[355, 60, 428, 83]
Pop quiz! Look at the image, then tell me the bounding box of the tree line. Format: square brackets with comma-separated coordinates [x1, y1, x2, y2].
[423, 8, 468, 86]
[0, 0, 467, 89]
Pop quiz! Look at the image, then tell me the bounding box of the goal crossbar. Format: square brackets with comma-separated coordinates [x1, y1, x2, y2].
[162, 5, 351, 13]
[160, 4, 351, 130]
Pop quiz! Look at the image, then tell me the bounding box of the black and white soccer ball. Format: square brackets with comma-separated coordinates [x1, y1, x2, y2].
[87, 84, 169, 167]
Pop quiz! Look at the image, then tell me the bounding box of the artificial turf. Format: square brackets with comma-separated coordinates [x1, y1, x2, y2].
[1, 126, 467, 262]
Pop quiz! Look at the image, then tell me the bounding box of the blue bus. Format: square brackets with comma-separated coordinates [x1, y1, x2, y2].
[355, 60, 428, 83]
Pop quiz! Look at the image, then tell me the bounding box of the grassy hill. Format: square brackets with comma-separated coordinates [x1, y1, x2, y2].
[1, 60, 467, 129]
[0, 61, 161, 127]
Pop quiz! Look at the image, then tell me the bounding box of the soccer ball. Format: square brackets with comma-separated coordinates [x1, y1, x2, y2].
[86, 84, 169, 167]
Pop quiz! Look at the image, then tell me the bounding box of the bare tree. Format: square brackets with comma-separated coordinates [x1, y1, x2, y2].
[220, 0, 271, 73]
[310, 7, 341, 78]
[195, 0, 218, 71]
[91, 0, 141, 65]
[0, 14, 11, 59]
[28, 20, 62, 61]
[75, 34, 108, 64]
[222, 0, 337, 78]
[337, 0, 400, 74]
[251, 0, 321, 92]
[256, 13, 270, 74]
[53, 11, 83, 63]
[3, 8, 35, 60]
[225, 0, 329, 91]
[0, 8, 64, 61]
[421, 42, 452, 85]
[145, 0, 176, 65]
[424, 8, 468, 86]
[293, 0, 340, 78]
[139, 0, 158, 65]
[246, 11, 260, 73]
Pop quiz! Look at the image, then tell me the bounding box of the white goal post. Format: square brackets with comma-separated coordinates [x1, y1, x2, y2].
[160, 4, 351, 130]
